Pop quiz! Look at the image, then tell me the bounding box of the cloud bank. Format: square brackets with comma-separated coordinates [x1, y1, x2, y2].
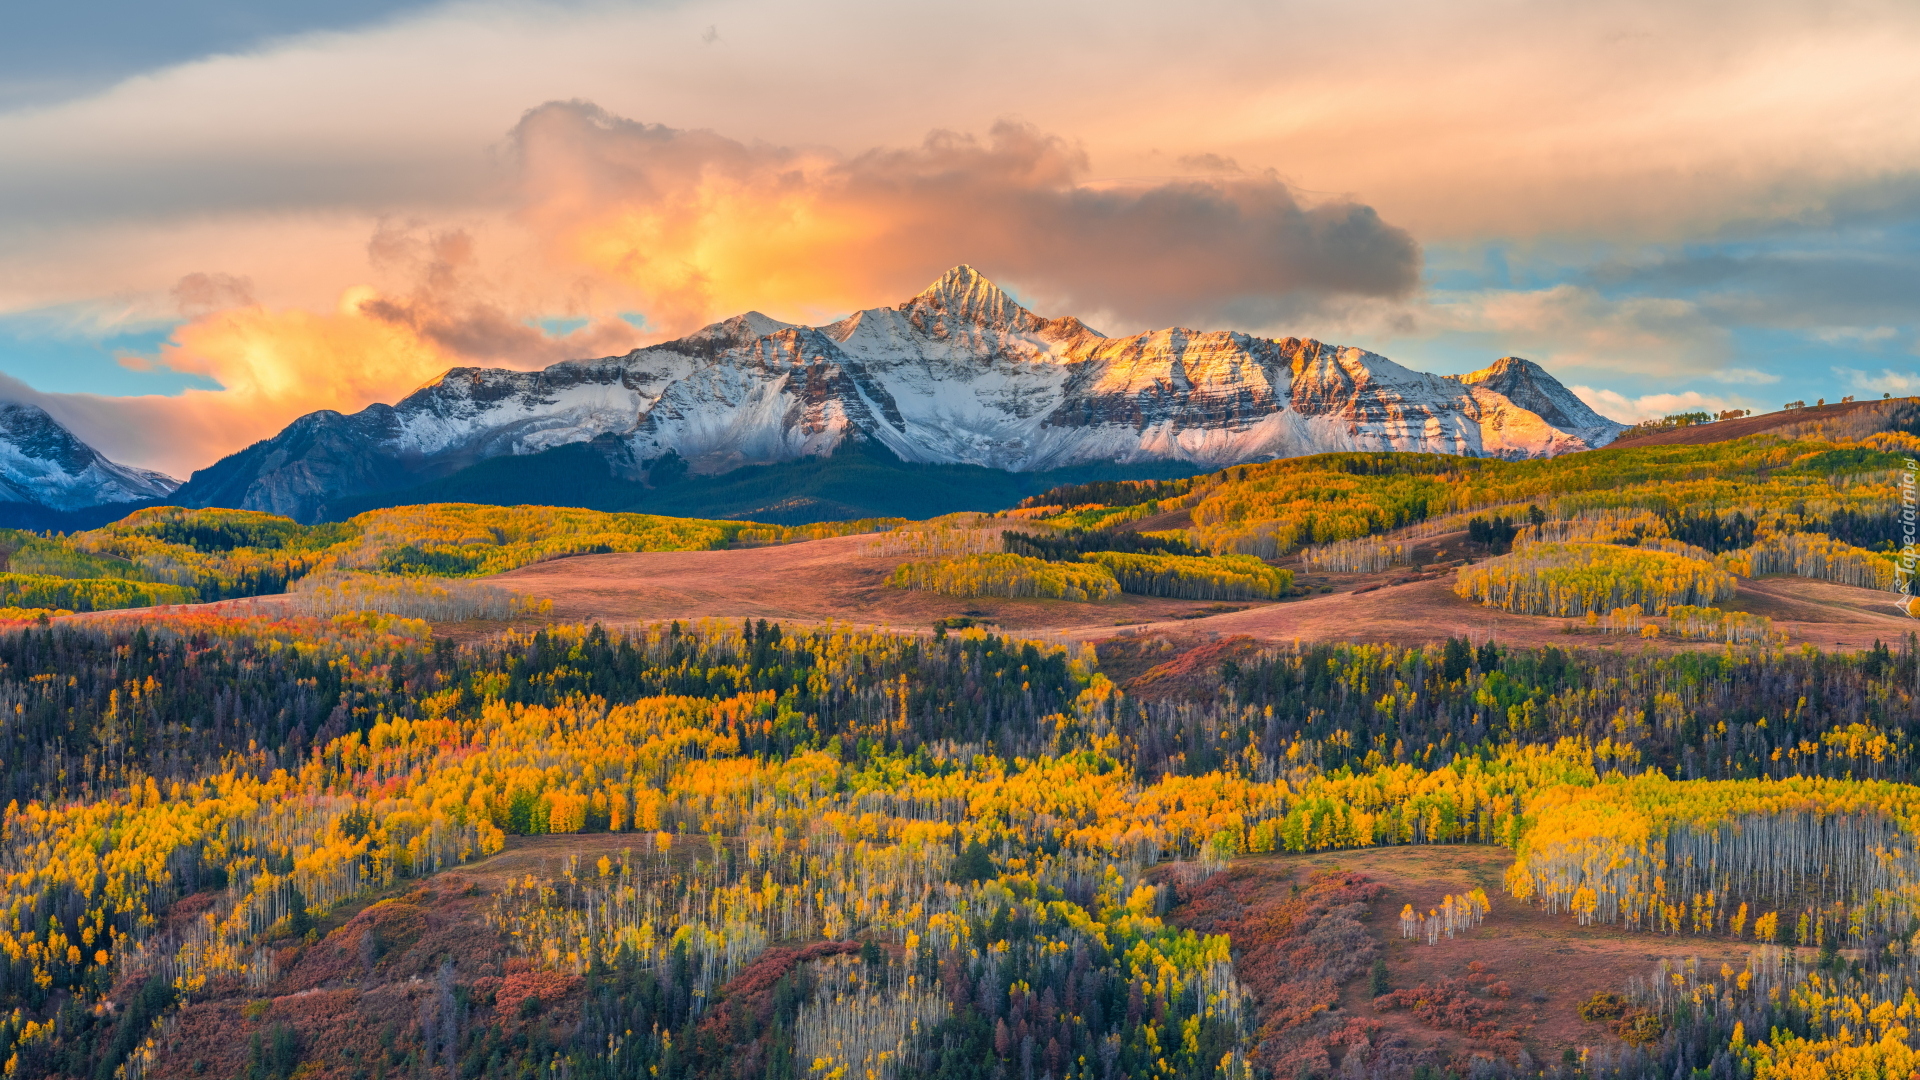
[510, 103, 1419, 332]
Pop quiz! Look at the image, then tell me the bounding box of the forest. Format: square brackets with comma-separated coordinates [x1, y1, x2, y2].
[0, 417, 1914, 1080]
[0, 608, 1914, 1080]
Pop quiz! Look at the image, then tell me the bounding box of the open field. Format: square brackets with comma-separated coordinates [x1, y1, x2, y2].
[61, 523, 1903, 655]
[1168, 846, 1761, 1069]
[488, 532, 1282, 632]
[477, 530, 1908, 652]
[1068, 573, 1911, 652]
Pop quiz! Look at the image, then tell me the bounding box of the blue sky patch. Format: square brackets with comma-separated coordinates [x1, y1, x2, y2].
[0, 316, 222, 396]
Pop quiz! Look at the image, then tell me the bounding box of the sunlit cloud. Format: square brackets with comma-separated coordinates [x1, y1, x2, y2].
[1710, 367, 1782, 385]
[510, 103, 1418, 335]
[1570, 387, 1757, 425]
[1838, 367, 1920, 395]
[3, 106, 1418, 475]
[3, 0, 1914, 242]
[1410, 285, 1732, 377]
[1811, 326, 1901, 346]
[0, 0, 1916, 474]
[0, 285, 625, 479]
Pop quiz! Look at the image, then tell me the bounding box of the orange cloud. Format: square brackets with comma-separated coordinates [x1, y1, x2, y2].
[511, 103, 1419, 336]
[25, 294, 470, 479]
[45, 107, 1416, 477]
[46, 254, 645, 479]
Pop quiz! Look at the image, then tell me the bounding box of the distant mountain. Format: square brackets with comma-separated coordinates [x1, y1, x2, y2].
[0, 403, 178, 529]
[174, 266, 1626, 523]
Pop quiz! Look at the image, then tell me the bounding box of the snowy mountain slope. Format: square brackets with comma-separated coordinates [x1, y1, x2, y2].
[0, 402, 179, 512]
[174, 266, 1627, 522]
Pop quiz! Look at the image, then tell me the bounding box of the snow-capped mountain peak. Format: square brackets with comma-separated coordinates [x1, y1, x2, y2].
[907, 264, 1035, 330]
[0, 402, 179, 512]
[174, 266, 1627, 521]
[1448, 356, 1621, 448]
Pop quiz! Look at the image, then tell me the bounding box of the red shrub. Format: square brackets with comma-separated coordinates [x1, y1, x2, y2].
[1173, 868, 1387, 1075]
[1374, 977, 1490, 1031]
[496, 967, 581, 1020]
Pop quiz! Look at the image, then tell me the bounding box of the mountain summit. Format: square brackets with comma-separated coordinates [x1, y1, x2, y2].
[173, 267, 1626, 521]
[905, 264, 1067, 336]
[0, 403, 178, 516]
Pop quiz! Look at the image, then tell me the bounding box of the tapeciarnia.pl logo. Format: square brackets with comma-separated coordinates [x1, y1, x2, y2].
[1898, 457, 1918, 618]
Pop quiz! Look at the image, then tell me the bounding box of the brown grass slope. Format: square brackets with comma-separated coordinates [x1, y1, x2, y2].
[1605, 396, 1917, 449]
[489, 533, 1288, 633]
[479, 521, 1907, 653]
[129, 839, 1785, 1076]
[1073, 572, 1911, 654]
[1167, 847, 1759, 1076]
[135, 833, 869, 1080]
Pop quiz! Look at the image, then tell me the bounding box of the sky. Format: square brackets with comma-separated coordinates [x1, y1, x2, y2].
[1, 0, 1917, 479]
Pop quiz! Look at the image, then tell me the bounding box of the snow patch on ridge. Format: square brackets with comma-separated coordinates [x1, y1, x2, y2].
[0, 403, 179, 511]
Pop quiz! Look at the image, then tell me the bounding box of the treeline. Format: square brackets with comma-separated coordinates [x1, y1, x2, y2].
[3, 611, 1911, 836]
[1002, 528, 1195, 560]
[336, 503, 743, 577]
[82, 507, 354, 600]
[1083, 551, 1292, 601]
[1454, 541, 1736, 616]
[1615, 410, 1715, 440]
[995, 529, 1293, 601]
[888, 553, 1122, 601]
[1664, 605, 1780, 644]
[289, 571, 552, 621]
[0, 614, 427, 806]
[1189, 456, 1454, 557]
[1732, 532, 1894, 589]
[93, 611, 1088, 779]
[0, 502, 858, 616]
[1, 534, 148, 580]
[1661, 509, 1759, 553]
[1301, 536, 1410, 573]
[0, 572, 193, 611]
[1174, 635, 1918, 785]
[1512, 783, 1920, 946]
[1015, 478, 1193, 511]
[1093, 429, 1920, 562]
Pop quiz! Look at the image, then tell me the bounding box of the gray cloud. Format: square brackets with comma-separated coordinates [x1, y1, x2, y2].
[1593, 248, 1920, 328]
[510, 102, 1422, 333]
[172, 271, 256, 314]
[1174, 153, 1243, 174]
[0, 0, 444, 110]
[356, 222, 641, 364]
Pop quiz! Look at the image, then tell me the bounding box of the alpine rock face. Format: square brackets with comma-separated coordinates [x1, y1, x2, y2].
[175, 266, 1625, 521]
[0, 402, 179, 511]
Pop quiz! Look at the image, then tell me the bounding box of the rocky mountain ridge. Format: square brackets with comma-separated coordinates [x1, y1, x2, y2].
[174, 266, 1625, 521]
[0, 403, 178, 515]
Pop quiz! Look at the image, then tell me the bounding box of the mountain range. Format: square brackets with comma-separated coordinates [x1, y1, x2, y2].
[0, 267, 1625, 526]
[0, 403, 179, 529]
